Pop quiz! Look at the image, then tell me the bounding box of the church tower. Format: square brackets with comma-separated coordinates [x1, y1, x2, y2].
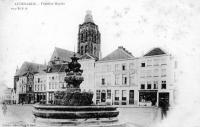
[77, 11, 101, 60]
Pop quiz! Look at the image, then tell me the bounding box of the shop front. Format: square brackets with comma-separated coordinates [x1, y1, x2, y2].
[34, 92, 46, 103]
[139, 90, 157, 106]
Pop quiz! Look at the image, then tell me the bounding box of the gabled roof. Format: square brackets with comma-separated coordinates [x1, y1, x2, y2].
[144, 47, 166, 56]
[50, 47, 79, 63]
[17, 62, 46, 76]
[100, 46, 134, 61]
[79, 53, 96, 60]
[46, 63, 68, 73]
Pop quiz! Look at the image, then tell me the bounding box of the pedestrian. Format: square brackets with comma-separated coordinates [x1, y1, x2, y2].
[159, 98, 169, 119]
[2, 102, 7, 116]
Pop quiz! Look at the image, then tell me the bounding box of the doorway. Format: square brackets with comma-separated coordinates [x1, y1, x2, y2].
[159, 92, 169, 107]
[129, 90, 134, 104]
[101, 92, 106, 102]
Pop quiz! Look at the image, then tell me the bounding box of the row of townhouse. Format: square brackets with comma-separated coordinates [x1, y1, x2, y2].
[13, 46, 177, 107]
[93, 47, 177, 107]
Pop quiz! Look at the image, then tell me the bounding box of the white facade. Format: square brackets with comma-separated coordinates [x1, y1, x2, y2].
[34, 72, 47, 103]
[138, 54, 177, 106]
[94, 48, 177, 107]
[94, 58, 139, 105]
[79, 59, 96, 102]
[46, 72, 66, 103]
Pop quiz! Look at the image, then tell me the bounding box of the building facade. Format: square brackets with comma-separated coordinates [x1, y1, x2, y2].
[94, 47, 177, 107]
[15, 62, 46, 104]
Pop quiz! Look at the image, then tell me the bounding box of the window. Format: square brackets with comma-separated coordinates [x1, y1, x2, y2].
[153, 81, 158, 89]
[107, 75, 111, 86]
[101, 78, 105, 85]
[147, 82, 151, 89]
[52, 77, 54, 80]
[38, 78, 40, 83]
[122, 64, 126, 71]
[49, 83, 51, 89]
[141, 84, 145, 89]
[161, 58, 167, 65]
[114, 90, 119, 101]
[147, 59, 152, 66]
[129, 73, 135, 85]
[153, 59, 159, 66]
[107, 90, 111, 99]
[140, 70, 145, 78]
[81, 46, 84, 55]
[161, 81, 166, 89]
[115, 64, 120, 71]
[174, 61, 178, 69]
[147, 70, 152, 78]
[122, 74, 127, 85]
[106, 65, 111, 72]
[161, 69, 167, 77]
[129, 63, 134, 70]
[115, 75, 120, 85]
[52, 83, 54, 89]
[85, 45, 88, 53]
[153, 69, 159, 77]
[141, 63, 145, 67]
[122, 90, 127, 101]
[96, 90, 100, 100]
[94, 47, 96, 55]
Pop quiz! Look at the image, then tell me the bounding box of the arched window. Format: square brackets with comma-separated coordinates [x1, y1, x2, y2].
[81, 46, 84, 55]
[85, 45, 88, 53]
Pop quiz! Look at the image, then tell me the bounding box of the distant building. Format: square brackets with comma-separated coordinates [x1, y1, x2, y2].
[0, 85, 13, 104]
[15, 61, 46, 104]
[34, 70, 47, 103]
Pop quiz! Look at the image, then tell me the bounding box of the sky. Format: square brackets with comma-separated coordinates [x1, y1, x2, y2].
[0, 0, 200, 126]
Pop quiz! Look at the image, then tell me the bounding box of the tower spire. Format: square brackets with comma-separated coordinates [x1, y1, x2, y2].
[84, 10, 94, 23]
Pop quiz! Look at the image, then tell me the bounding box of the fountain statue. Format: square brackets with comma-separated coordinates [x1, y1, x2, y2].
[32, 54, 123, 126]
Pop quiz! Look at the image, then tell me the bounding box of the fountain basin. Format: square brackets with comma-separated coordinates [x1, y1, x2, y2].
[32, 104, 124, 126]
[33, 104, 119, 119]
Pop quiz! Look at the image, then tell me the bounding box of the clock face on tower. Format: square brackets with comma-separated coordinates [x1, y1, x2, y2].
[77, 11, 101, 60]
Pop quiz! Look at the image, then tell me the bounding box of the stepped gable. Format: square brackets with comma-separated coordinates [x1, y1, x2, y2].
[100, 46, 134, 61]
[144, 47, 166, 56]
[50, 47, 80, 63]
[17, 62, 46, 76]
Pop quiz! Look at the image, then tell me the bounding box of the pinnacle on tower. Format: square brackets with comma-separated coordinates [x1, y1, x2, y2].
[84, 10, 94, 23]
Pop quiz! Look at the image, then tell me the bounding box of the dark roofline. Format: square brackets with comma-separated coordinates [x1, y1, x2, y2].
[144, 47, 167, 57]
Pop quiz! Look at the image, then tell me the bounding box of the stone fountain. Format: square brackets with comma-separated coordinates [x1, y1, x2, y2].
[32, 54, 124, 127]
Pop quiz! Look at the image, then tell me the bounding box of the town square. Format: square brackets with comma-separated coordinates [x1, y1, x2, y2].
[1, 0, 200, 127]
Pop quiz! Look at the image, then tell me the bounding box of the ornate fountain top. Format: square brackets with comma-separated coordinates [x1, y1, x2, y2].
[65, 53, 84, 90]
[67, 54, 83, 73]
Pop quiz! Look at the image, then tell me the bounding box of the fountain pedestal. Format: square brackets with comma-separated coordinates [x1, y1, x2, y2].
[32, 54, 123, 126]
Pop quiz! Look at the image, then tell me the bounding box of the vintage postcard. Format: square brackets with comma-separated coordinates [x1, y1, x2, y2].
[0, 0, 200, 127]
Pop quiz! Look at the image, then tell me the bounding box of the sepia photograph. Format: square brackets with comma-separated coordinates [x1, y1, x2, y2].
[0, 0, 200, 126]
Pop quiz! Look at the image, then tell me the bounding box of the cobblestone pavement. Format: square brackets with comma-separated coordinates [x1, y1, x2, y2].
[0, 105, 161, 127]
